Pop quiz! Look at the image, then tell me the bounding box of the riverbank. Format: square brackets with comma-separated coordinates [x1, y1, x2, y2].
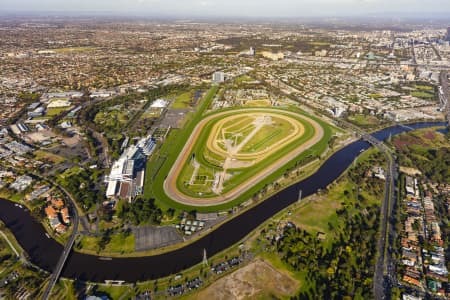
[0, 122, 445, 283]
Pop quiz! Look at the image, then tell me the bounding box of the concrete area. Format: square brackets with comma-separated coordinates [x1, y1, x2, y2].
[160, 108, 192, 128]
[133, 225, 182, 251]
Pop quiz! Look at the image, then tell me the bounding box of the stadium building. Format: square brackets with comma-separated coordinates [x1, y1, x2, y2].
[105, 136, 156, 201]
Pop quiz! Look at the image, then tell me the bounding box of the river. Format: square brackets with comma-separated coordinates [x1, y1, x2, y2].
[0, 122, 445, 282]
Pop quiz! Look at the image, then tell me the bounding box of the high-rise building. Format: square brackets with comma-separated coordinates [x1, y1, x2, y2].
[447, 27, 450, 41]
[212, 71, 225, 83]
[249, 47, 256, 56]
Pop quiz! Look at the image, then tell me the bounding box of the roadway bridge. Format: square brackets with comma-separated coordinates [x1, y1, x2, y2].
[396, 123, 415, 131]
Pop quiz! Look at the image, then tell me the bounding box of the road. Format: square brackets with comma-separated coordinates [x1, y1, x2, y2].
[410, 41, 417, 65]
[440, 71, 450, 127]
[38, 177, 80, 300]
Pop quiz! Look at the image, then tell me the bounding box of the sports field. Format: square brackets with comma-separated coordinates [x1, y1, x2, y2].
[163, 108, 325, 206]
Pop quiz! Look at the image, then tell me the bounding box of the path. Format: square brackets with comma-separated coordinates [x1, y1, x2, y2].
[0, 231, 20, 257]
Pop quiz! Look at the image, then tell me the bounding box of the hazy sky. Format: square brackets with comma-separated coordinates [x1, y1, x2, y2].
[1, 0, 450, 17]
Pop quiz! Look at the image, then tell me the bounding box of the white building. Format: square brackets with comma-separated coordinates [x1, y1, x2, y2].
[261, 51, 284, 61]
[151, 99, 169, 108]
[105, 136, 155, 201]
[212, 72, 225, 83]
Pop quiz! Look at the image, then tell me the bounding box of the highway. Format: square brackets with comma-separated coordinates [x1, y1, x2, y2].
[440, 71, 450, 127]
[337, 120, 396, 300]
[361, 130, 396, 300]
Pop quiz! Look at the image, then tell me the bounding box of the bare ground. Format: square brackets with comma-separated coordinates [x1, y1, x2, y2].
[187, 259, 299, 300]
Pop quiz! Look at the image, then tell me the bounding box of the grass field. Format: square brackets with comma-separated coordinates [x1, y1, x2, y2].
[411, 91, 434, 99]
[77, 233, 135, 255]
[46, 106, 71, 116]
[414, 85, 433, 91]
[348, 114, 380, 127]
[308, 41, 331, 46]
[34, 150, 65, 163]
[234, 75, 254, 84]
[171, 92, 192, 109]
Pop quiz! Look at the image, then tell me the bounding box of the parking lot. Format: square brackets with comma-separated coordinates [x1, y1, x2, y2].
[159, 108, 191, 128]
[133, 225, 183, 251]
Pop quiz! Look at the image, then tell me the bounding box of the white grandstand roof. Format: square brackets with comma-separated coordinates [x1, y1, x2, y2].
[110, 158, 126, 178]
[106, 180, 118, 197]
[150, 98, 169, 108]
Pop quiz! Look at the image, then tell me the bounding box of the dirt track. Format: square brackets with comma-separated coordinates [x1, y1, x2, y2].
[163, 108, 324, 206]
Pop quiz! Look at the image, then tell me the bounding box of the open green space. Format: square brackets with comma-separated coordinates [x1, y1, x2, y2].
[234, 75, 255, 84]
[171, 91, 192, 109]
[33, 150, 65, 164]
[410, 91, 434, 99]
[46, 106, 71, 116]
[414, 85, 433, 91]
[308, 41, 331, 46]
[289, 147, 383, 237]
[247, 147, 386, 299]
[94, 109, 129, 129]
[390, 127, 450, 184]
[76, 232, 135, 255]
[347, 114, 380, 127]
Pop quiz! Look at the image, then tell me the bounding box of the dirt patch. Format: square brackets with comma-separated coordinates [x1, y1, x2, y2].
[190, 259, 299, 300]
[393, 135, 422, 150]
[422, 130, 436, 140]
[25, 130, 56, 143]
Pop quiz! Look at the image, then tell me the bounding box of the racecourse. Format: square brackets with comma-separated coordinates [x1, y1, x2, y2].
[163, 108, 325, 206]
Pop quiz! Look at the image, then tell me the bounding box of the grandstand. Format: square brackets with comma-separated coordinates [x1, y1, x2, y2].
[105, 135, 156, 201]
